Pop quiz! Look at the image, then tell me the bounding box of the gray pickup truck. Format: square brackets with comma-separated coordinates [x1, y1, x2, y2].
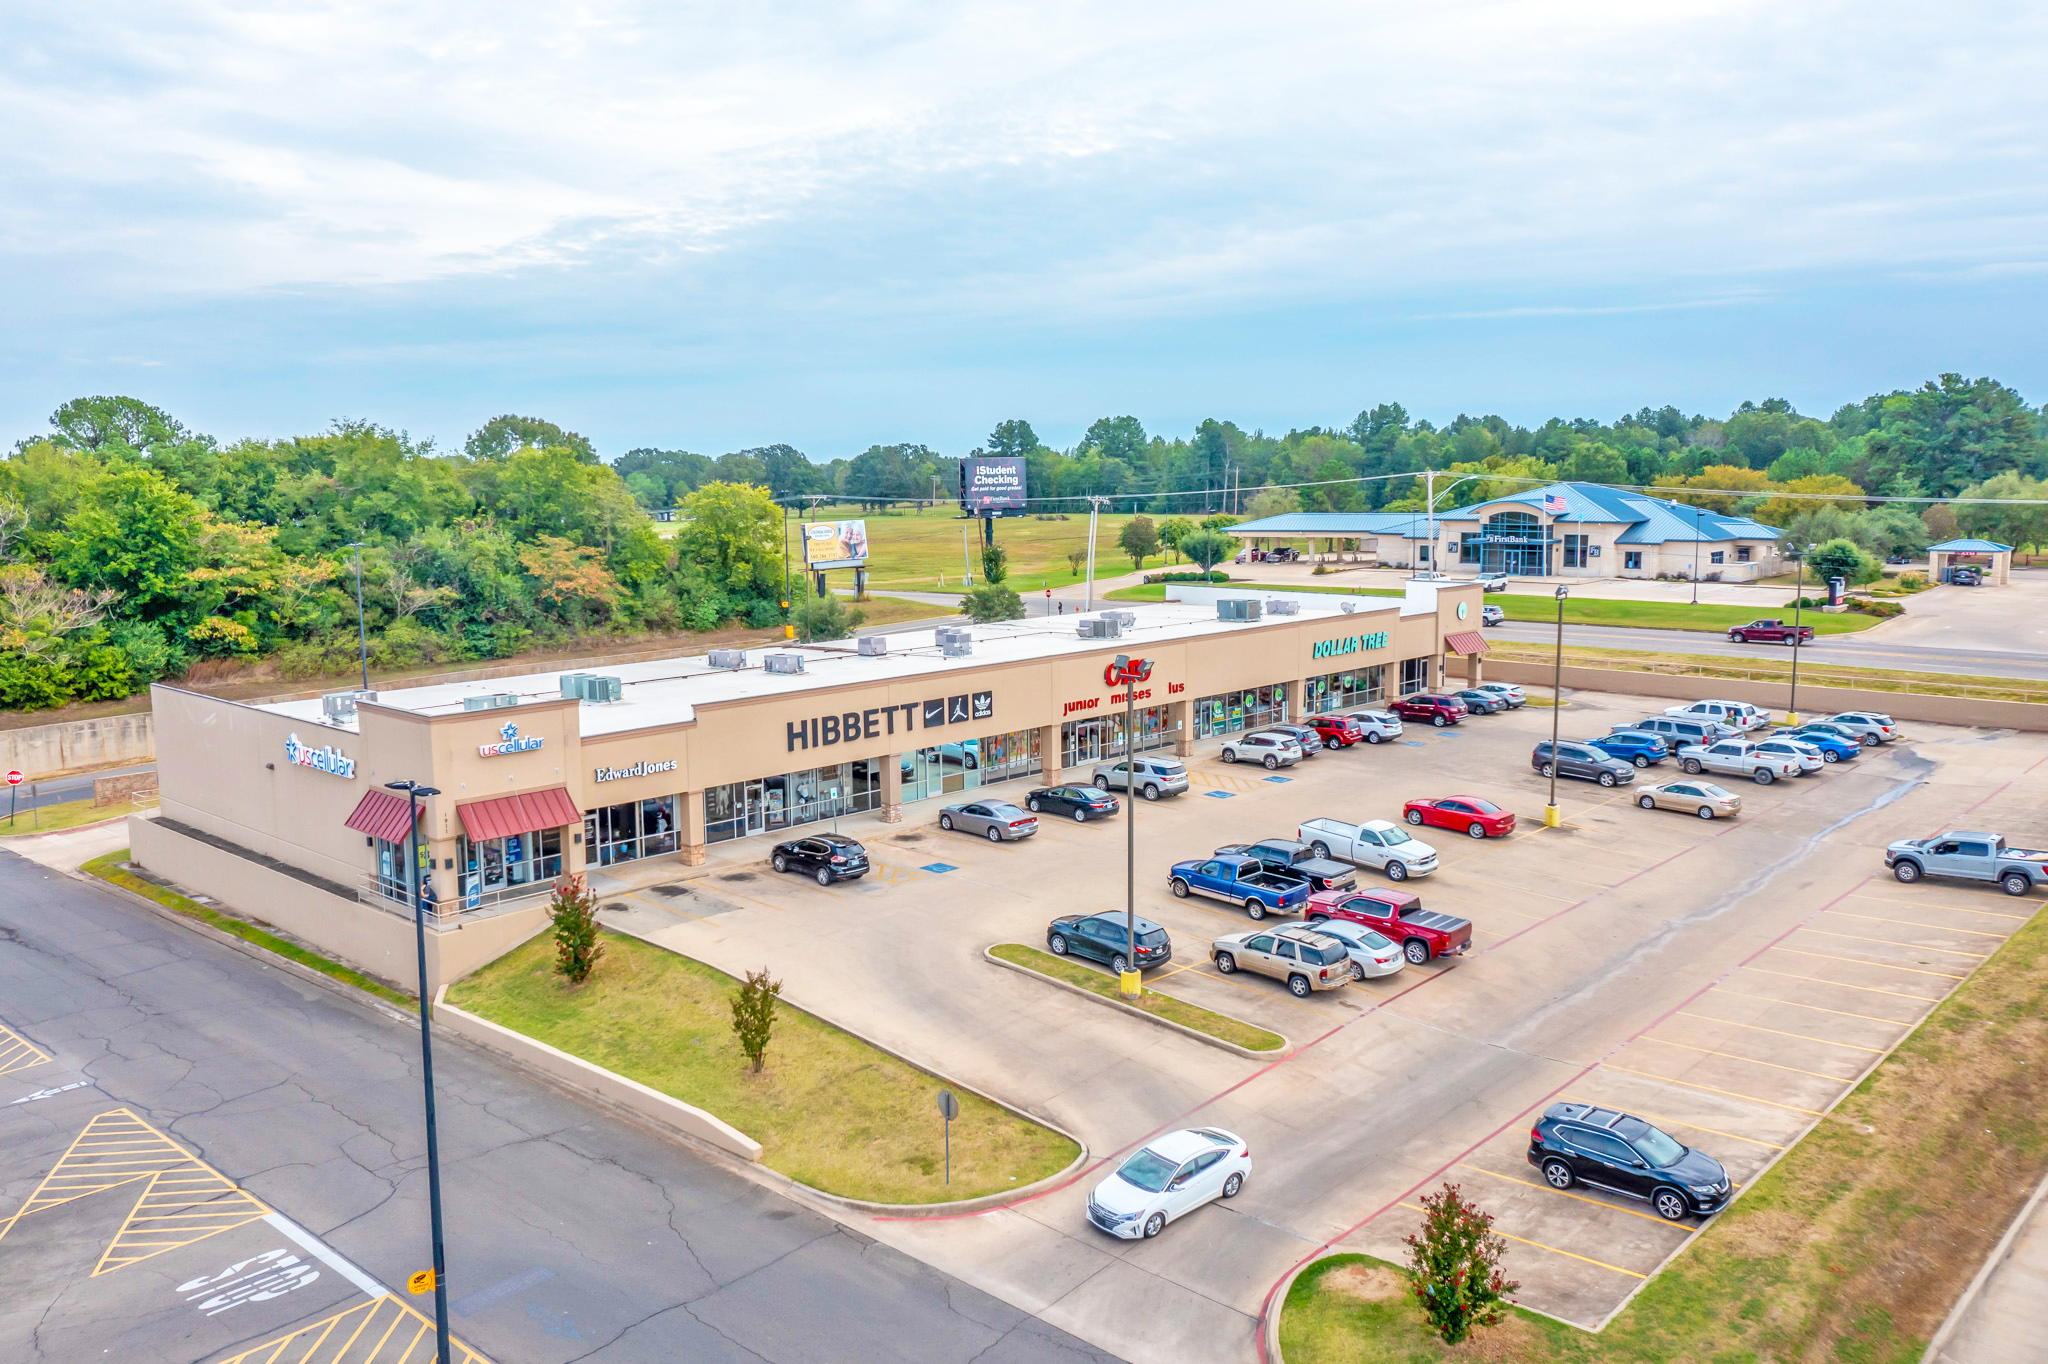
[1885, 831, 2048, 896]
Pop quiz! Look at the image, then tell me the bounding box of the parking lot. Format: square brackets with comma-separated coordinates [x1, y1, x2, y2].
[593, 690, 2048, 1363]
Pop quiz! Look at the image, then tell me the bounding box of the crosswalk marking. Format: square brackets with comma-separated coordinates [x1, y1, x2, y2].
[0, 1021, 52, 1077]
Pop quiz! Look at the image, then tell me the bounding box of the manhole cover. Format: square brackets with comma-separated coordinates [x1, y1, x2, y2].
[719, 872, 757, 883]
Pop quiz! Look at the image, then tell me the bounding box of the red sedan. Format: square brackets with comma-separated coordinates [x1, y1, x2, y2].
[1402, 795, 1516, 840]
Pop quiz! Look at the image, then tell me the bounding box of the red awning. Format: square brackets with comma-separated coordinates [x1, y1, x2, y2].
[457, 787, 583, 842]
[343, 788, 420, 844]
[1443, 630, 1490, 655]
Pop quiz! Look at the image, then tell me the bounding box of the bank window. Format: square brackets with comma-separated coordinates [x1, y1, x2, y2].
[458, 827, 562, 906]
[1736, 546, 1751, 563]
[1624, 551, 1642, 571]
[1399, 657, 1431, 695]
[585, 795, 679, 867]
[1563, 533, 1587, 568]
[1710, 550, 1725, 565]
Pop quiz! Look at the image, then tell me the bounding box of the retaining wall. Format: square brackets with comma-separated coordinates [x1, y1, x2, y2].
[2, 713, 154, 777]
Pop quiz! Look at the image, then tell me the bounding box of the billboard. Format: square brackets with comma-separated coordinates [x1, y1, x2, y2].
[960, 456, 1028, 514]
[801, 519, 869, 570]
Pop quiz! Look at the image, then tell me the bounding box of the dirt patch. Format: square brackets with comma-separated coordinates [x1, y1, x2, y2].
[1447, 1314, 1548, 1363]
[718, 872, 757, 883]
[648, 883, 691, 898]
[1324, 1264, 1405, 1302]
[892, 832, 926, 843]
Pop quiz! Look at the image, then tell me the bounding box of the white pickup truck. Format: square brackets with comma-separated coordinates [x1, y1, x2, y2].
[1886, 831, 2048, 897]
[1296, 818, 1439, 883]
[1675, 740, 1803, 786]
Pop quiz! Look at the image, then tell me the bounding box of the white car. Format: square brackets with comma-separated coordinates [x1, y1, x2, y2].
[1822, 711, 1899, 745]
[1296, 817, 1440, 882]
[1086, 1127, 1250, 1240]
[1475, 573, 1509, 591]
[1310, 918, 1406, 980]
[1663, 700, 1770, 733]
[1750, 737, 1824, 775]
[1480, 604, 1505, 626]
[1472, 682, 1525, 708]
[1343, 710, 1404, 744]
[1410, 571, 1454, 583]
[1220, 731, 1302, 769]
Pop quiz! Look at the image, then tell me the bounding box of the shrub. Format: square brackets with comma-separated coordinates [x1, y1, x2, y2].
[548, 875, 605, 984]
[1403, 1182, 1519, 1346]
[730, 966, 782, 1073]
[791, 584, 865, 640]
[963, 583, 1025, 622]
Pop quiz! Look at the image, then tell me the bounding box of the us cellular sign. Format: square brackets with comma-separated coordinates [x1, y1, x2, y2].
[1310, 631, 1388, 660]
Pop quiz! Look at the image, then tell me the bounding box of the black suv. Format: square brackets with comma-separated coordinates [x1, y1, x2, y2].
[1531, 741, 1636, 788]
[769, 834, 869, 885]
[1047, 914, 1172, 973]
[1528, 1102, 1731, 1221]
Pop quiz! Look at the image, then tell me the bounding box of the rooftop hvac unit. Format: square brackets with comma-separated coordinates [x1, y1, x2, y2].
[940, 638, 973, 657]
[856, 636, 888, 656]
[560, 674, 622, 702]
[764, 653, 806, 675]
[320, 690, 376, 720]
[1216, 599, 1263, 622]
[934, 626, 972, 645]
[1076, 617, 1122, 639]
[1101, 609, 1137, 627]
[1340, 601, 1357, 614]
[1265, 599, 1301, 616]
[462, 693, 521, 712]
[708, 650, 746, 669]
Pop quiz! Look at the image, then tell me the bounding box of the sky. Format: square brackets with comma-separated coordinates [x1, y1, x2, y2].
[4, 0, 2046, 460]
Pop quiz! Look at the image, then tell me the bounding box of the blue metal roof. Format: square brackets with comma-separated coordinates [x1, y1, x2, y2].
[1226, 512, 1431, 536]
[1927, 538, 2012, 553]
[1228, 482, 1781, 546]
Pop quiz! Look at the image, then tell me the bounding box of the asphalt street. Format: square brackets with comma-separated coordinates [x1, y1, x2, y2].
[0, 850, 1121, 1364]
[3, 763, 156, 814]
[1483, 619, 2048, 681]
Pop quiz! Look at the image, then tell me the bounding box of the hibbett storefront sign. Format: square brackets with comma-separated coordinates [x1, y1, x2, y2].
[786, 691, 994, 752]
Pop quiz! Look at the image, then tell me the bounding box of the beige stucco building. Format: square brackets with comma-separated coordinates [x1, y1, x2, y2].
[135, 585, 1484, 991]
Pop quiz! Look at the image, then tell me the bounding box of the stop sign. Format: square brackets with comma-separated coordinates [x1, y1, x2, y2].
[5, 771, 20, 786]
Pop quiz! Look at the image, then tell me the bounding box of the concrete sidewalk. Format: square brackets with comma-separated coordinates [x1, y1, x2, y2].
[1927, 1170, 2048, 1363]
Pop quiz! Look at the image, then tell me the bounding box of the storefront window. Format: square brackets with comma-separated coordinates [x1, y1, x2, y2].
[457, 827, 563, 906]
[977, 730, 1043, 785]
[1193, 684, 1288, 738]
[706, 762, 881, 844]
[1399, 657, 1432, 695]
[902, 741, 980, 801]
[1060, 708, 1170, 768]
[585, 795, 680, 867]
[374, 836, 428, 902]
[1304, 667, 1384, 714]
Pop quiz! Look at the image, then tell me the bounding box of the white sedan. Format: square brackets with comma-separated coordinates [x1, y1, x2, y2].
[1086, 1127, 1250, 1240]
[1344, 710, 1404, 744]
[1311, 918, 1406, 980]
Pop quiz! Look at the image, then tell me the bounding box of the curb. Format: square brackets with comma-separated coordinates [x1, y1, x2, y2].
[1260, 1251, 1336, 1364]
[1920, 1163, 2048, 1364]
[1, 810, 139, 840]
[982, 946, 1288, 1060]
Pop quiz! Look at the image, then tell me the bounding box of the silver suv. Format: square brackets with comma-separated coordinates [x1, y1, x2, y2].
[1091, 756, 1191, 801]
[1210, 926, 1354, 997]
[1220, 731, 1303, 769]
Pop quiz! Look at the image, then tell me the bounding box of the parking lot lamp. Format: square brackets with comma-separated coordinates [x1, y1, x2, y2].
[1787, 543, 1812, 725]
[1111, 654, 1151, 998]
[1544, 586, 1568, 828]
[386, 779, 452, 1364]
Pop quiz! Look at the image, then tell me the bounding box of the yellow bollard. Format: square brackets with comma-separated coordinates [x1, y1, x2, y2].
[1119, 970, 1143, 999]
[1543, 804, 1562, 828]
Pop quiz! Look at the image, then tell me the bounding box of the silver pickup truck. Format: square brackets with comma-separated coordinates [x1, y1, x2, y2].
[1675, 739, 1804, 786]
[1886, 832, 2048, 897]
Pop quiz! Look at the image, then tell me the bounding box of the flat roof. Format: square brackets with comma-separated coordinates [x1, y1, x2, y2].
[263, 593, 1430, 739]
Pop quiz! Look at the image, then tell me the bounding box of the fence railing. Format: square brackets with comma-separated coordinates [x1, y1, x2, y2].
[356, 875, 552, 928]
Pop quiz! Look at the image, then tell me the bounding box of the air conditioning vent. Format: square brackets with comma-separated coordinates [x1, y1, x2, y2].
[1265, 599, 1301, 616]
[559, 674, 622, 702]
[708, 650, 746, 669]
[461, 693, 520, 712]
[1076, 617, 1122, 639]
[1216, 599, 1263, 621]
[1101, 610, 1136, 627]
[856, 636, 888, 656]
[764, 653, 806, 675]
[1340, 601, 1356, 614]
[321, 690, 377, 719]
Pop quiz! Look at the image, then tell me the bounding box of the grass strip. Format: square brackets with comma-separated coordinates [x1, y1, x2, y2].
[990, 942, 1285, 1052]
[1279, 897, 2048, 1363]
[1488, 641, 2048, 705]
[450, 930, 1079, 1203]
[1105, 582, 1405, 602]
[81, 850, 413, 1009]
[1489, 595, 1878, 634]
[1, 796, 140, 834]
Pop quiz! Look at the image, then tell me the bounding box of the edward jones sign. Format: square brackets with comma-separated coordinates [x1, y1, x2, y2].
[1310, 631, 1388, 660]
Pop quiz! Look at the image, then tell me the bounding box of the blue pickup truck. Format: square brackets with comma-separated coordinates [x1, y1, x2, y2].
[1167, 854, 1312, 921]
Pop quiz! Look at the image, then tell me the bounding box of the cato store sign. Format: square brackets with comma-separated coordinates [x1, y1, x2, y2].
[283, 733, 355, 779]
[1310, 631, 1388, 661]
[479, 722, 545, 758]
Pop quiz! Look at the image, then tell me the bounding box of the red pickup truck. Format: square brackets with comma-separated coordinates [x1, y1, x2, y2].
[1726, 618, 1815, 645]
[1304, 887, 1473, 965]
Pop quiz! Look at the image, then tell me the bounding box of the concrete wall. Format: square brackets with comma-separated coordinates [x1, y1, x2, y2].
[1482, 659, 2048, 731]
[0, 712, 154, 778]
[94, 772, 158, 807]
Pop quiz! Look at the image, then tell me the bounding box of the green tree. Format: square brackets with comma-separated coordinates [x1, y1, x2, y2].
[1854, 374, 2038, 496]
[677, 482, 782, 594]
[1157, 516, 1195, 562]
[1559, 442, 1628, 485]
[1809, 537, 1881, 587]
[1403, 1182, 1519, 1346]
[984, 419, 1040, 460]
[549, 874, 606, 983]
[44, 395, 188, 453]
[464, 414, 597, 463]
[980, 542, 1010, 585]
[1178, 529, 1234, 574]
[962, 582, 1025, 622]
[1957, 472, 2048, 552]
[791, 583, 864, 641]
[730, 966, 782, 1073]
[1116, 515, 1160, 569]
[53, 467, 200, 619]
[1080, 415, 1147, 465]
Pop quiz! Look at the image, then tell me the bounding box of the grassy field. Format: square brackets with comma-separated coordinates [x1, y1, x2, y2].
[846, 595, 962, 626]
[1104, 582, 1404, 603]
[1487, 641, 2048, 705]
[81, 850, 413, 1007]
[1279, 900, 2048, 1364]
[990, 943, 1285, 1052]
[450, 930, 1079, 1202]
[0, 796, 139, 834]
[797, 506, 1162, 592]
[1491, 596, 1879, 635]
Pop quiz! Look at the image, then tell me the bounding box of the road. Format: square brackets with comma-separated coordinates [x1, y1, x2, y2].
[0, 851, 1120, 1364]
[3, 763, 156, 814]
[1483, 619, 2048, 681]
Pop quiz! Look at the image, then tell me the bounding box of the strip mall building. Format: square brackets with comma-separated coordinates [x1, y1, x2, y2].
[134, 583, 1484, 989]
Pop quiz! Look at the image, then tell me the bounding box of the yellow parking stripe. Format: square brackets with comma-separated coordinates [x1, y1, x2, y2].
[1674, 1012, 1885, 1054]
[0, 1022, 52, 1077]
[1823, 910, 2009, 940]
[210, 1294, 493, 1364]
[1637, 1036, 1857, 1081]
[1598, 1065, 1827, 1116]
[1398, 1203, 1646, 1277]
[1708, 988, 1917, 1027]
[1740, 968, 1943, 1003]
[1795, 928, 1988, 959]
[1558, 1096, 1784, 1150]
[1769, 947, 1966, 980]
[1454, 1163, 1687, 1227]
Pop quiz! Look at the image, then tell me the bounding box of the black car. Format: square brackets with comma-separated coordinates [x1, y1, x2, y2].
[1047, 914, 1172, 973]
[1531, 740, 1636, 788]
[1528, 1102, 1731, 1222]
[769, 833, 869, 885]
[1025, 785, 1121, 822]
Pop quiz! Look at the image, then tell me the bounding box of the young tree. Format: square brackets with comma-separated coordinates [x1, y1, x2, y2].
[980, 542, 1009, 585]
[1157, 516, 1195, 563]
[1808, 537, 1881, 587]
[791, 582, 865, 640]
[963, 582, 1025, 622]
[1403, 1182, 1519, 1346]
[549, 875, 605, 984]
[1178, 528, 1235, 575]
[1117, 515, 1160, 569]
[1066, 548, 1088, 577]
[730, 966, 782, 1073]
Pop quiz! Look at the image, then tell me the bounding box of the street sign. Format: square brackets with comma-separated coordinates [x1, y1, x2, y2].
[935, 1089, 959, 1121]
[5, 771, 20, 786]
[407, 1268, 437, 1295]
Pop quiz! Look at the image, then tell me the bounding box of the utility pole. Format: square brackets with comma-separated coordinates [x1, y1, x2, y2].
[386, 779, 451, 1364]
[346, 542, 369, 691]
[1787, 545, 1811, 724]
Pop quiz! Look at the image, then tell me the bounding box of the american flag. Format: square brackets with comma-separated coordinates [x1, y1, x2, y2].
[1541, 491, 1568, 515]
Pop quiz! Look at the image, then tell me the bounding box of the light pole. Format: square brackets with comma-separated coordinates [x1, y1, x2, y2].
[1544, 585, 1568, 828]
[1110, 654, 1152, 999]
[386, 778, 452, 1364]
[1787, 543, 1813, 725]
[346, 542, 369, 691]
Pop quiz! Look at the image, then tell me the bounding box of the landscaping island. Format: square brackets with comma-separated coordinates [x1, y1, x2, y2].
[989, 943, 1285, 1053]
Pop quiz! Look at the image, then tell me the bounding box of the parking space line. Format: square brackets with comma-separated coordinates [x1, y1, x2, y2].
[1850, 894, 2031, 920]
[1795, 927, 1987, 958]
[1740, 967, 1944, 1003]
[1823, 910, 2010, 940]
[1708, 988, 1917, 1027]
[1768, 946, 1966, 980]
[1673, 1012, 1886, 1054]
[1557, 1096, 1784, 1149]
[1454, 1163, 1686, 1227]
[1597, 1065, 1827, 1115]
[1396, 1202, 1646, 1278]
[0, 1021, 52, 1077]
[1636, 1036, 1858, 1081]
[209, 1292, 494, 1364]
